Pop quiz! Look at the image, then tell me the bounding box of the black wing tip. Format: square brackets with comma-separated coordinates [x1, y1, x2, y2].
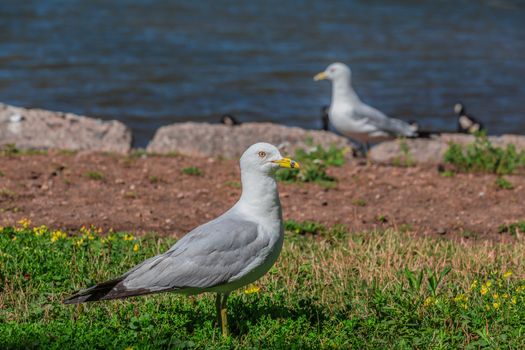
[63, 277, 124, 304]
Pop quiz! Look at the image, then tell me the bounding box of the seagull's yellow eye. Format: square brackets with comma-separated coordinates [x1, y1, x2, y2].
[258, 151, 266, 158]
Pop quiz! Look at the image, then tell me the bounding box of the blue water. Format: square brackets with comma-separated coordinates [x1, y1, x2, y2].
[1, 0, 524, 146]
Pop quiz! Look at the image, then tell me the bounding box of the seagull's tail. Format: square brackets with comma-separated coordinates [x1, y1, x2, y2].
[63, 277, 124, 304]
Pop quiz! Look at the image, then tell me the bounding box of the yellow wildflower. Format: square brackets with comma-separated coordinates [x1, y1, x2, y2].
[244, 285, 260, 294]
[470, 280, 478, 290]
[485, 281, 492, 287]
[133, 243, 139, 252]
[503, 293, 509, 299]
[493, 293, 499, 300]
[87, 233, 95, 240]
[123, 234, 135, 241]
[33, 225, 47, 236]
[493, 302, 500, 309]
[51, 230, 67, 242]
[480, 285, 489, 295]
[503, 271, 513, 279]
[18, 218, 31, 229]
[511, 297, 517, 305]
[76, 238, 84, 247]
[454, 294, 468, 303]
[423, 297, 434, 307]
[12, 236, 17, 241]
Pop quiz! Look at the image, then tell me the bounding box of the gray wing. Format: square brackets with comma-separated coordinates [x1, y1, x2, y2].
[108, 215, 265, 296]
[353, 103, 416, 137]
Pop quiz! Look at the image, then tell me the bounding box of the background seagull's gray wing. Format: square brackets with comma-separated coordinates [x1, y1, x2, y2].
[64, 215, 266, 303]
[353, 103, 415, 137]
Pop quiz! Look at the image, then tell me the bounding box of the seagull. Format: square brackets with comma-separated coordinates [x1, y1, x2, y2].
[314, 62, 417, 149]
[63, 142, 300, 337]
[454, 102, 484, 134]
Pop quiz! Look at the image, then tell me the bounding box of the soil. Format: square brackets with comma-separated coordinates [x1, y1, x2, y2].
[0, 152, 523, 241]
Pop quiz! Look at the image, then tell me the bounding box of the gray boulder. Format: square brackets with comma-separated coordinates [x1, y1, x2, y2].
[147, 122, 351, 157]
[369, 133, 525, 164]
[0, 103, 132, 153]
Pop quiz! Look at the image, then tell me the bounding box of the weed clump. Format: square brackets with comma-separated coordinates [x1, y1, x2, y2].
[444, 133, 525, 175]
[498, 221, 525, 236]
[495, 177, 514, 190]
[181, 166, 202, 176]
[0, 144, 47, 156]
[284, 220, 348, 241]
[392, 139, 415, 167]
[84, 171, 104, 180]
[275, 144, 348, 187]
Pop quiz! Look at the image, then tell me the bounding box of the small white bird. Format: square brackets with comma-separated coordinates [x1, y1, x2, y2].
[64, 143, 300, 337]
[314, 62, 416, 146]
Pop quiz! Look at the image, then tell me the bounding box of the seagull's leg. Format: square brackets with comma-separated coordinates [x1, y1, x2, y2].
[215, 293, 222, 331]
[220, 292, 230, 338]
[365, 142, 372, 164]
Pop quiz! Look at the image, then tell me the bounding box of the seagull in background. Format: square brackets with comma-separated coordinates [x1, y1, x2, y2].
[454, 102, 484, 134]
[64, 143, 300, 337]
[314, 62, 417, 151]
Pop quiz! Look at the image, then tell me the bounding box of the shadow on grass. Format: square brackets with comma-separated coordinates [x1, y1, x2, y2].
[1, 293, 342, 349]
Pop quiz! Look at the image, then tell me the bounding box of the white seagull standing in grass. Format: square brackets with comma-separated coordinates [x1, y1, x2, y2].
[64, 142, 300, 337]
[314, 62, 417, 149]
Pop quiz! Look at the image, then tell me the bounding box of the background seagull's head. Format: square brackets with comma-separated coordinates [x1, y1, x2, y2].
[314, 62, 352, 83]
[454, 102, 465, 115]
[240, 142, 299, 176]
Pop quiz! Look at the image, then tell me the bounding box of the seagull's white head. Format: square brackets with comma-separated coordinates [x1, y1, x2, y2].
[240, 142, 300, 176]
[314, 62, 352, 82]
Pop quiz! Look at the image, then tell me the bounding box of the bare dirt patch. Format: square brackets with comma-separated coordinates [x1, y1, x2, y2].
[1, 152, 523, 241]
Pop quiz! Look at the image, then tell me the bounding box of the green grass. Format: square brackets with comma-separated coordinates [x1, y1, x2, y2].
[1, 222, 525, 349]
[181, 167, 202, 176]
[495, 177, 514, 190]
[498, 220, 525, 236]
[0, 188, 17, 199]
[444, 133, 525, 175]
[0, 144, 48, 157]
[275, 144, 348, 187]
[392, 139, 415, 168]
[83, 171, 104, 181]
[352, 198, 367, 207]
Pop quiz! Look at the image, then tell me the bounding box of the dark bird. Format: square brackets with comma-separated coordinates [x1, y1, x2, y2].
[220, 114, 241, 126]
[454, 102, 484, 134]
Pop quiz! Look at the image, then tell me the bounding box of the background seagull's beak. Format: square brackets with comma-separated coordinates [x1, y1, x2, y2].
[313, 72, 327, 81]
[272, 158, 300, 169]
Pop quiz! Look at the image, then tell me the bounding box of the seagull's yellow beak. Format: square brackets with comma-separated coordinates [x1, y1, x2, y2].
[313, 71, 327, 81]
[272, 157, 300, 169]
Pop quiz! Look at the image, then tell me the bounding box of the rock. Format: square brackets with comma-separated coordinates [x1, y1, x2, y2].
[0, 103, 132, 153]
[147, 122, 351, 158]
[369, 133, 525, 165]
